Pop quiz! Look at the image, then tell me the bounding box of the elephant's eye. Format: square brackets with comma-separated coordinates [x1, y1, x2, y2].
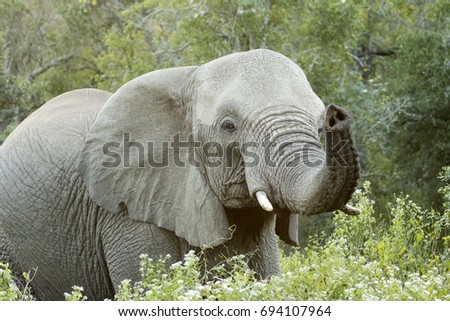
[221, 119, 237, 133]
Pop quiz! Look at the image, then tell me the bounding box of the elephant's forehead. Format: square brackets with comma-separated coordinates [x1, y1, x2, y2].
[194, 49, 324, 124]
[195, 70, 324, 125]
[198, 50, 305, 88]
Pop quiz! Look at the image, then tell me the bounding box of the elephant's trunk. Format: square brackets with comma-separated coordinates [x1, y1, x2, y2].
[250, 104, 360, 216]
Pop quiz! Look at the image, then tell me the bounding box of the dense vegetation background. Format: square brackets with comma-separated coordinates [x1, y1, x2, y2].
[1, 0, 449, 210]
[0, 0, 449, 300]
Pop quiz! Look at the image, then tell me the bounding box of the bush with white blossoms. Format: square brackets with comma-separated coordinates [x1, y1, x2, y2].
[0, 263, 34, 301]
[113, 169, 450, 301]
[1, 167, 450, 301]
[64, 286, 88, 301]
[114, 251, 275, 301]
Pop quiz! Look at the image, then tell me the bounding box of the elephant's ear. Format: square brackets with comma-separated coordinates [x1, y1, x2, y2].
[77, 67, 231, 248]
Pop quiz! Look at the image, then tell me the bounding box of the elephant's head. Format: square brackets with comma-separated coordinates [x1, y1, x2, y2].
[77, 49, 359, 248]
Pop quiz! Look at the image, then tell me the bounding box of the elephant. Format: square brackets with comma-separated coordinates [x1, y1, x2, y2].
[0, 49, 360, 300]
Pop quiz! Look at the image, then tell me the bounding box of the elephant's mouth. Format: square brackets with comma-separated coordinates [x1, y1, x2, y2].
[224, 164, 246, 185]
[221, 180, 257, 208]
[224, 197, 258, 208]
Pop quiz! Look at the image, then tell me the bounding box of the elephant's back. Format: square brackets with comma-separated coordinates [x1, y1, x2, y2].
[0, 88, 112, 219]
[1, 88, 111, 170]
[2, 89, 112, 149]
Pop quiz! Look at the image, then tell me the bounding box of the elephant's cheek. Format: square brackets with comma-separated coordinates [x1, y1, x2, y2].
[221, 184, 256, 208]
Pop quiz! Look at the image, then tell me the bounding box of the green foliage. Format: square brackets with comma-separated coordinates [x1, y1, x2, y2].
[94, 1, 159, 90]
[0, 73, 46, 144]
[96, 25, 155, 91]
[175, 0, 289, 63]
[0, 263, 34, 301]
[114, 251, 270, 301]
[278, 177, 450, 300]
[380, 0, 450, 207]
[439, 167, 450, 213]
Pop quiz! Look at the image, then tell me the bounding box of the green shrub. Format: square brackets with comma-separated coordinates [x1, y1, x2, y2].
[0, 263, 34, 301]
[112, 169, 450, 301]
[114, 252, 273, 301]
[279, 172, 450, 300]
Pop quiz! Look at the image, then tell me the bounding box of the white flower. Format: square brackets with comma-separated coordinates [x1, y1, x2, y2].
[72, 285, 84, 292]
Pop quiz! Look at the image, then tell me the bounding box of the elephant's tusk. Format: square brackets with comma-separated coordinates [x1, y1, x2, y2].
[255, 191, 273, 212]
[341, 204, 361, 216]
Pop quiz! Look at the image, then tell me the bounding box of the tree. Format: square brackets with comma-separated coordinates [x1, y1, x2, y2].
[0, 73, 45, 144]
[381, 0, 450, 207]
[1, 0, 448, 211]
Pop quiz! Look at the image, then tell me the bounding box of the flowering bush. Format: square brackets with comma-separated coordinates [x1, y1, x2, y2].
[0, 263, 34, 301]
[1, 167, 450, 301]
[113, 169, 450, 301]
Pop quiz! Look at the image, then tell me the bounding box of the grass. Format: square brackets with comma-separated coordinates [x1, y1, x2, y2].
[2, 167, 450, 301]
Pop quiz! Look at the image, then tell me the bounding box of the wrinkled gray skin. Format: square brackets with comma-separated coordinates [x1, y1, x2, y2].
[0, 49, 359, 300]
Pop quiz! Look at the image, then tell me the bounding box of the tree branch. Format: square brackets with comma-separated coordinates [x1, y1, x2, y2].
[369, 49, 396, 57]
[26, 52, 78, 82]
[153, 42, 191, 56]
